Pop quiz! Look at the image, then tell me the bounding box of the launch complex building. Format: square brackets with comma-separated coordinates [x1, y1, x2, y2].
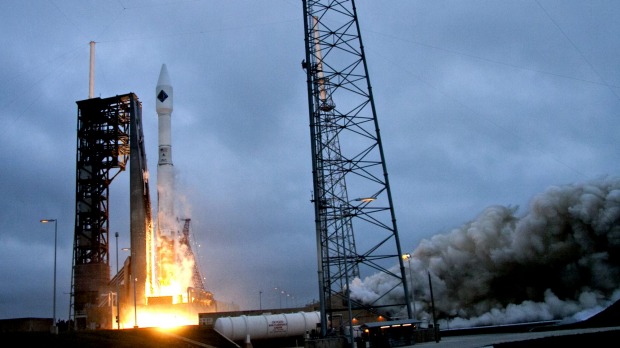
[71, 66, 215, 330]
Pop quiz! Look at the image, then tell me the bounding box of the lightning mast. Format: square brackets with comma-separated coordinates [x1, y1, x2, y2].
[301, 0, 412, 338]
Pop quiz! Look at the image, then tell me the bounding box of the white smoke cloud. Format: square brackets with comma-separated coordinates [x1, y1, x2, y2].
[350, 176, 620, 328]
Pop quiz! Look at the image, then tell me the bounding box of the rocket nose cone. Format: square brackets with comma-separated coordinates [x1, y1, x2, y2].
[156, 64, 173, 113]
[157, 64, 172, 88]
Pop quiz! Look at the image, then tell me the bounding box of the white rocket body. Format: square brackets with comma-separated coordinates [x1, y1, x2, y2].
[156, 64, 175, 238]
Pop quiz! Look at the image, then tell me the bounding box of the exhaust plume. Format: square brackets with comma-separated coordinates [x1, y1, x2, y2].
[350, 176, 620, 328]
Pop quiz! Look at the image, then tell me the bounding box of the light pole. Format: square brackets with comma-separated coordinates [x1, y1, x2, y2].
[40, 219, 58, 334]
[402, 253, 416, 319]
[115, 232, 120, 329]
[259, 290, 262, 310]
[274, 287, 280, 309]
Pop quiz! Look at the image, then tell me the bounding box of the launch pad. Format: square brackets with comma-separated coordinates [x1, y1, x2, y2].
[72, 89, 217, 329]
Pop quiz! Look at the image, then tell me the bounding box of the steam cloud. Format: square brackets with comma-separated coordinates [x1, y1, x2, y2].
[350, 176, 620, 328]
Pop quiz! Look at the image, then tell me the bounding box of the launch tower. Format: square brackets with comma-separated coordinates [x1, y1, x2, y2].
[71, 64, 214, 330]
[72, 93, 153, 329]
[301, 0, 413, 339]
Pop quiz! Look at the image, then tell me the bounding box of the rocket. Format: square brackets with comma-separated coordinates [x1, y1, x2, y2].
[154, 64, 204, 298]
[156, 64, 175, 239]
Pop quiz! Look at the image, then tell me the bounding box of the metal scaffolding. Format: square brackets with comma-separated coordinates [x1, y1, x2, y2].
[301, 0, 412, 338]
[72, 93, 153, 329]
[73, 94, 133, 329]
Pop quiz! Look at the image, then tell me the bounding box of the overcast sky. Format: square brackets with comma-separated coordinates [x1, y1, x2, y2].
[1, 0, 619, 321]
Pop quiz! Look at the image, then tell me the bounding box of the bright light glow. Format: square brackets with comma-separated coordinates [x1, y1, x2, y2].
[352, 196, 376, 203]
[139, 309, 195, 329]
[118, 305, 197, 329]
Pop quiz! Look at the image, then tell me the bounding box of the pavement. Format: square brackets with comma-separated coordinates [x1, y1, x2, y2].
[411, 326, 620, 348]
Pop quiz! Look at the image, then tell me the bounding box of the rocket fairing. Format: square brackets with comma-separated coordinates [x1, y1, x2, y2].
[156, 64, 175, 239]
[156, 64, 173, 168]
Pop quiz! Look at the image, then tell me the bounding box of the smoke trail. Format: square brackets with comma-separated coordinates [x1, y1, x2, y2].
[350, 176, 620, 328]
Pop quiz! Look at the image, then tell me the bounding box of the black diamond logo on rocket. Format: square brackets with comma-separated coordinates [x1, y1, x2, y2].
[157, 90, 168, 103]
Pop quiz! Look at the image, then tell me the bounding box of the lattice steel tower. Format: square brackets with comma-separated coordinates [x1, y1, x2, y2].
[73, 93, 153, 329]
[301, 0, 412, 337]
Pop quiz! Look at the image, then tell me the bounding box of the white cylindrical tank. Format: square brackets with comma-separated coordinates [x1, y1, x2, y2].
[214, 311, 321, 341]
